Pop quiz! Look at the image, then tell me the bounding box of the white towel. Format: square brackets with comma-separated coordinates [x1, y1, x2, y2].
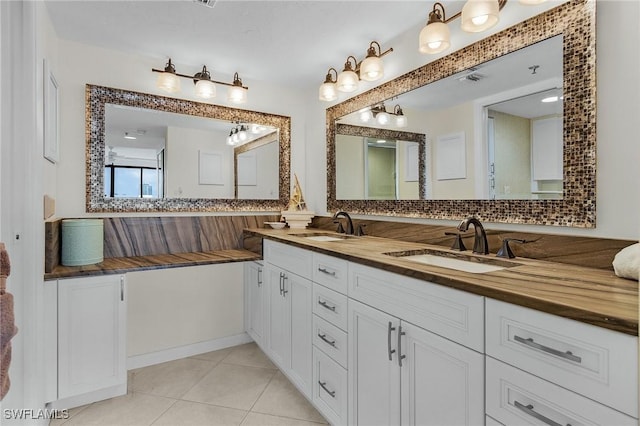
[612, 243, 640, 281]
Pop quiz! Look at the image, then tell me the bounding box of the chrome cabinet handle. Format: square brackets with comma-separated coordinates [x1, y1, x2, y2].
[279, 272, 284, 296]
[318, 381, 336, 398]
[318, 333, 337, 348]
[514, 335, 582, 363]
[120, 276, 124, 302]
[388, 322, 396, 361]
[281, 274, 288, 296]
[318, 300, 337, 312]
[514, 400, 569, 426]
[257, 268, 262, 287]
[398, 325, 406, 367]
[318, 267, 336, 277]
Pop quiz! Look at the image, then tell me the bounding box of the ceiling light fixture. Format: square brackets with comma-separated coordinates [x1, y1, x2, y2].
[419, 0, 508, 55]
[152, 59, 249, 104]
[123, 132, 137, 140]
[319, 40, 393, 102]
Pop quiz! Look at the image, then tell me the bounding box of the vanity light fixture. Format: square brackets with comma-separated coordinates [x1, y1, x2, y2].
[319, 40, 393, 101]
[393, 105, 407, 128]
[337, 56, 360, 93]
[226, 123, 249, 146]
[419, 0, 507, 55]
[152, 59, 249, 104]
[364, 103, 409, 128]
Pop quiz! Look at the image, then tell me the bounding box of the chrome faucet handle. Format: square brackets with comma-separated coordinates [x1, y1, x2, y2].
[355, 224, 367, 236]
[444, 232, 467, 251]
[496, 238, 527, 259]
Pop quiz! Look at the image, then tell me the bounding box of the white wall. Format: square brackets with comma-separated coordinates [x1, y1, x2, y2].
[126, 264, 245, 358]
[53, 39, 308, 218]
[306, 1, 640, 240]
[237, 141, 279, 200]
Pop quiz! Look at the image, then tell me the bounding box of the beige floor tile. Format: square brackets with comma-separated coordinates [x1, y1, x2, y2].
[62, 392, 176, 425]
[241, 412, 327, 426]
[251, 372, 327, 424]
[130, 357, 215, 399]
[49, 404, 91, 426]
[152, 400, 247, 425]
[182, 363, 276, 410]
[222, 342, 277, 370]
[189, 346, 235, 364]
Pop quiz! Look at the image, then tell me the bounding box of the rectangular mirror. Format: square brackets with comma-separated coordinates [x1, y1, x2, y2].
[87, 85, 291, 212]
[327, 0, 596, 227]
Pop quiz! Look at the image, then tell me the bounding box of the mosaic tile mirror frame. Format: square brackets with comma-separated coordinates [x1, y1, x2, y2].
[86, 85, 291, 212]
[327, 0, 596, 227]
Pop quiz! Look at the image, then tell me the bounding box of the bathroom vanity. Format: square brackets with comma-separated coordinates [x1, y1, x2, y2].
[244, 229, 638, 426]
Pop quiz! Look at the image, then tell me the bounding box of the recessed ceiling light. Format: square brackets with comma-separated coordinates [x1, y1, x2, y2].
[377, 139, 386, 144]
[124, 132, 137, 140]
[541, 96, 559, 103]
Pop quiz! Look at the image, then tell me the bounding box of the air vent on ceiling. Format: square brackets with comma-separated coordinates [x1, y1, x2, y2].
[193, 0, 217, 8]
[458, 73, 484, 83]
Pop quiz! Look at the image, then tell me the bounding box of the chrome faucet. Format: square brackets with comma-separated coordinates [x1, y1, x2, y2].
[332, 211, 354, 235]
[457, 216, 489, 255]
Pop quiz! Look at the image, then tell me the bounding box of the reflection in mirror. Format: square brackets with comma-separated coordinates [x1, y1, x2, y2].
[336, 35, 562, 201]
[104, 104, 278, 199]
[86, 84, 291, 213]
[326, 0, 596, 227]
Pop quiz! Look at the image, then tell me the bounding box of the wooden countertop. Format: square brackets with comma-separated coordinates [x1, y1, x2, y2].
[45, 249, 261, 280]
[246, 229, 638, 336]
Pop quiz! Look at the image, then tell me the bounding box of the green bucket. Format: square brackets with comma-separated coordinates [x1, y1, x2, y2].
[61, 219, 104, 266]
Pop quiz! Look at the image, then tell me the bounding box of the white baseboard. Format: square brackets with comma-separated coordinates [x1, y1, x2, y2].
[48, 384, 127, 411]
[126, 333, 253, 370]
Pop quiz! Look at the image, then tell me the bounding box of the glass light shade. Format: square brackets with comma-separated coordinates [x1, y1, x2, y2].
[359, 56, 384, 82]
[232, 132, 240, 144]
[419, 21, 451, 54]
[194, 79, 216, 99]
[359, 110, 373, 123]
[461, 0, 499, 33]
[319, 82, 337, 101]
[226, 135, 234, 145]
[239, 129, 248, 141]
[376, 111, 390, 126]
[156, 72, 181, 93]
[337, 69, 359, 93]
[227, 85, 248, 104]
[395, 115, 408, 128]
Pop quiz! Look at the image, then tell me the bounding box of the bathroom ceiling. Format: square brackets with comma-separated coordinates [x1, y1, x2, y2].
[44, 0, 432, 89]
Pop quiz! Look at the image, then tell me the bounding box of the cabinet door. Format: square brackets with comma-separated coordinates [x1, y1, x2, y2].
[348, 299, 401, 426]
[287, 271, 313, 397]
[244, 262, 265, 348]
[58, 275, 126, 399]
[266, 265, 290, 371]
[400, 321, 484, 426]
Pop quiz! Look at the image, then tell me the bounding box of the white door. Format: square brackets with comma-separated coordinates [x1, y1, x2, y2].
[266, 265, 290, 371]
[244, 262, 265, 347]
[285, 272, 313, 397]
[348, 299, 401, 426]
[400, 321, 484, 426]
[58, 275, 126, 399]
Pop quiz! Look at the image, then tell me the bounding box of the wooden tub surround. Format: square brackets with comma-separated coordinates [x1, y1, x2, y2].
[245, 228, 638, 336]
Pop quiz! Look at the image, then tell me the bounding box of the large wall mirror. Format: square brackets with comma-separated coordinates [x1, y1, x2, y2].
[86, 85, 290, 212]
[327, 0, 596, 227]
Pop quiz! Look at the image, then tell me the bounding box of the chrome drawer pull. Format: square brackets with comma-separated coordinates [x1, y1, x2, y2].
[318, 300, 337, 312]
[388, 322, 396, 361]
[318, 381, 336, 398]
[257, 268, 262, 287]
[318, 333, 337, 348]
[397, 325, 406, 367]
[281, 274, 288, 296]
[318, 267, 336, 277]
[514, 400, 570, 426]
[514, 335, 582, 363]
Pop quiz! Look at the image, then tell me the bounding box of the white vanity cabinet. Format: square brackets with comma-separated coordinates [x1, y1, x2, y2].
[348, 263, 485, 426]
[264, 240, 313, 398]
[485, 298, 639, 424]
[49, 274, 127, 409]
[244, 261, 265, 347]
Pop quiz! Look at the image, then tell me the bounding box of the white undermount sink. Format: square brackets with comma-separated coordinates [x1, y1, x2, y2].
[384, 249, 519, 274]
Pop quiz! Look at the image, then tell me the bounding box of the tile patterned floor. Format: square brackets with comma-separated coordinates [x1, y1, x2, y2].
[52, 343, 328, 426]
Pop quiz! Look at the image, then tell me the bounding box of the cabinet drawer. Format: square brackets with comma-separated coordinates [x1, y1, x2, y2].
[313, 315, 348, 368]
[486, 298, 638, 417]
[313, 253, 348, 295]
[313, 347, 348, 426]
[486, 357, 637, 426]
[264, 240, 312, 278]
[313, 283, 348, 331]
[348, 262, 484, 352]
